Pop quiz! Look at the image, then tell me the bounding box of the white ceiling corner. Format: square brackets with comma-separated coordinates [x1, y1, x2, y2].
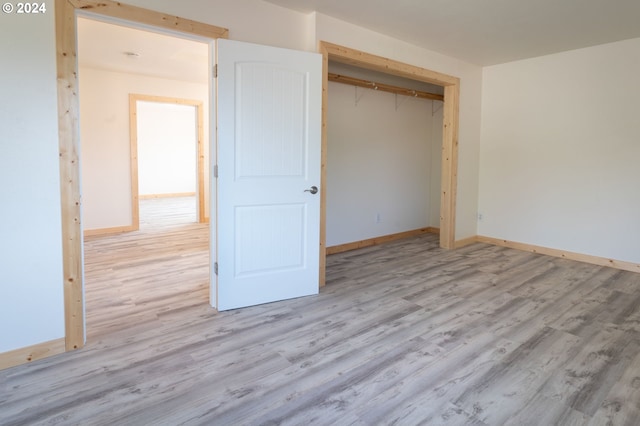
[263, 0, 640, 65]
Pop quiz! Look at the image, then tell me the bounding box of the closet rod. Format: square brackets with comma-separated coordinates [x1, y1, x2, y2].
[328, 73, 444, 101]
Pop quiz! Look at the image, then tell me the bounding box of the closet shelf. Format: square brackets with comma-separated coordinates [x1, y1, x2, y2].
[328, 73, 444, 101]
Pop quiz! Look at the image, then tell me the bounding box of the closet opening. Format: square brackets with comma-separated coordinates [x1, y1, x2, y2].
[319, 41, 460, 285]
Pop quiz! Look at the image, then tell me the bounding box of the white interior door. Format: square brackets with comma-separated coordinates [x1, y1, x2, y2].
[215, 39, 322, 311]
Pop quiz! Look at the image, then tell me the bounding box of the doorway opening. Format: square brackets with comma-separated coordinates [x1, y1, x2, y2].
[130, 95, 207, 229]
[72, 9, 218, 342]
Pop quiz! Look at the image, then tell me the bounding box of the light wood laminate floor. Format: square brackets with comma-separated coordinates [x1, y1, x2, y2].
[2, 198, 640, 425]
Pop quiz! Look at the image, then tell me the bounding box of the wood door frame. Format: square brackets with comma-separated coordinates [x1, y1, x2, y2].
[318, 41, 460, 285]
[56, 0, 228, 351]
[129, 94, 207, 225]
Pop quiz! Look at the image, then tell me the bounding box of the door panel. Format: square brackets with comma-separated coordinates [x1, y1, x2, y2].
[235, 204, 306, 276]
[215, 39, 322, 311]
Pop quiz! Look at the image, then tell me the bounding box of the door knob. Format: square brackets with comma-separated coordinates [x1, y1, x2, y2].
[304, 186, 318, 194]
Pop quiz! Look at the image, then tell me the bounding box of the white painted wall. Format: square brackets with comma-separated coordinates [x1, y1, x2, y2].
[327, 81, 442, 246]
[79, 67, 209, 230]
[430, 104, 444, 227]
[137, 101, 197, 196]
[122, 0, 310, 51]
[0, 2, 65, 353]
[315, 13, 483, 241]
[479, 37, 640, 263]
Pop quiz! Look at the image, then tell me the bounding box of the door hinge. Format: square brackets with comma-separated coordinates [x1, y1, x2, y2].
[214, 262, 218, 275]
[213, 64, 218, 78]
[213, 164, 218, 178]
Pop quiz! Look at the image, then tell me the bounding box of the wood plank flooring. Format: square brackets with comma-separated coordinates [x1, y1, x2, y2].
[84, 196, 209, 339]
[2, 199, 640, 425]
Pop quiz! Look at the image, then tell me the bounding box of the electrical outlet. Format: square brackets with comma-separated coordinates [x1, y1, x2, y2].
[375, 212, 382, 223]
[477, 212, 483, 221]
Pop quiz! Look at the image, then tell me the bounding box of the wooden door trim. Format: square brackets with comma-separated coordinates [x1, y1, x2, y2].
[318, 41, 460, 285]
[56, 0, 228, 353]
[129, 94, 207, 225]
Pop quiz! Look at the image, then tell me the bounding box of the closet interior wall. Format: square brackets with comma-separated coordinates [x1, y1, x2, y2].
[326, 62, 444, 248]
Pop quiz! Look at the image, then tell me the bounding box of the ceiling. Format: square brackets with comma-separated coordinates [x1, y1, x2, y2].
[77, 17, 209, 84]
[265, 0, 640, 65]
